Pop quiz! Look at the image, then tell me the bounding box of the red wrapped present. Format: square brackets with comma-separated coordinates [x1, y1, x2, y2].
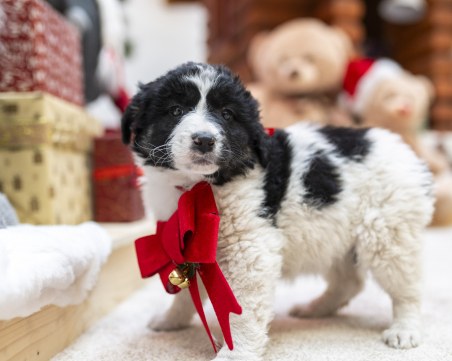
[0, 0, 84, 105]
[93, 130, 145, 222]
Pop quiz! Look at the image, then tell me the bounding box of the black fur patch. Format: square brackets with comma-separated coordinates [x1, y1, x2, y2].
[302, 151, 342, 208]
[259, 130, 292, 220]
[319, 126, 370, 161]
[205, 66, 267, 185]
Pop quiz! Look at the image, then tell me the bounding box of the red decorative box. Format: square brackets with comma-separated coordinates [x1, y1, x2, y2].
[93, 130, 145, 222]
[0, 0, 84, 105]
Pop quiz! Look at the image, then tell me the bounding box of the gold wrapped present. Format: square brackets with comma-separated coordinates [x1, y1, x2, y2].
[0, 92, 103, 224]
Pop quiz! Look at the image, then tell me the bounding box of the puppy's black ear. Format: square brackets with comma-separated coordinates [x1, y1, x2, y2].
[121, 92, 141, 144]
[253, 125, 271, 168]
[245, 92, 270, 167]
[255, 131, 271, 168]
[121, 82, 156, 144]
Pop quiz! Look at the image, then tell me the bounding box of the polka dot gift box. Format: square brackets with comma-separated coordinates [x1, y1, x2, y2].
[0, 92, 102, 225]
[0, 0, 84, 105]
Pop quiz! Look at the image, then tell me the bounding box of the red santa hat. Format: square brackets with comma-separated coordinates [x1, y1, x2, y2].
[342, 58, 403, 115]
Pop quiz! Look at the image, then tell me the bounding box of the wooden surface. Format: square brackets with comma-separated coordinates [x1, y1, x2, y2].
[386, 1, 452, 130]
[0, 219, 154, 361]
[205, 0, 364, 82]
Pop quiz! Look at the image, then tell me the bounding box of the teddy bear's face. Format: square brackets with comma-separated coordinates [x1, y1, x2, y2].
[276, 53, 319, 92]
[249, 20, 352, 96]
[271, 45, 345, 95]
[361, 74, 433, 133]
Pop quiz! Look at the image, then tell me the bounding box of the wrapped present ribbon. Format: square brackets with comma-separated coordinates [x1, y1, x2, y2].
[93, 164, 144, 188]
[135, 182, 242, 352]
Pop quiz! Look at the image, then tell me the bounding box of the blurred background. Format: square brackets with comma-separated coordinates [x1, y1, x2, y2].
[2, 0, 452, 227]
[120, 0, 452, 129]
[92, 0, 208, 127]
[125, 0, 207, 88]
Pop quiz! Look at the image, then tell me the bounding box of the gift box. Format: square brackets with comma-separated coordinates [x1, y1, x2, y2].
[93, 131, 145, 222]
[0, 92, 102, 224]
[0, 0, 84, 105]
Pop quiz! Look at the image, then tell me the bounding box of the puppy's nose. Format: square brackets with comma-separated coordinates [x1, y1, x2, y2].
[191, 131, 216, 153]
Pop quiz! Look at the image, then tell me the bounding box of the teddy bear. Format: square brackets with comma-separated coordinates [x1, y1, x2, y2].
[247, 18, 354, 129]
[341, 58, 452, 226]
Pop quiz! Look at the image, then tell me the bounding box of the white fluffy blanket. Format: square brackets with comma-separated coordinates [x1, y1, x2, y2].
[0, 222, 111, 320]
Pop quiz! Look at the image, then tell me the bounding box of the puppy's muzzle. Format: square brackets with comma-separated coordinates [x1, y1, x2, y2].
[191, 131, 216, 154]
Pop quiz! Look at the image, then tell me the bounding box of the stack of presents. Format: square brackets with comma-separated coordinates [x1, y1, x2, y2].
[0, 0, 145, 226]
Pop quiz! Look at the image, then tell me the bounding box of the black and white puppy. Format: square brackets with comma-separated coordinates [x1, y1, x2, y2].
[122, 62, 434, 361]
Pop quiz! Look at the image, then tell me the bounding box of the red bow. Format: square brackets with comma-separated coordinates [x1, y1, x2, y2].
[135, 182, 242, 352]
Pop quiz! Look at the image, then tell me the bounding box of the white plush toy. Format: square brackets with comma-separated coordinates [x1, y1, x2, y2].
[342, 58, 452, 226]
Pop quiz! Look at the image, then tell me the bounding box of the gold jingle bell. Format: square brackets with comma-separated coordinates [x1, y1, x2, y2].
[169, 268, 185, 285]
[178, 278, 191, 289]
[169, 267, 191, 289]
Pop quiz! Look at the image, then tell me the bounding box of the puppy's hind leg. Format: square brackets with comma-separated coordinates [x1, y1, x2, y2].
[290, 248, 365, 318]
[370, 239, 422, 349]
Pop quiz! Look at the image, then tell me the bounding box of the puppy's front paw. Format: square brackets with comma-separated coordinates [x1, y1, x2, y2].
[382, 326, 421, 349]
[148, 313, 191, 332]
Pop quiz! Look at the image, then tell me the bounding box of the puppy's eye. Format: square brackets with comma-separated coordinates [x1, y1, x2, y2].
[222, 109, 233, 121]
[170, 106, 183, 117]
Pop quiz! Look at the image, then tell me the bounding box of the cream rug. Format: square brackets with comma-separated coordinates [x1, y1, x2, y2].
[53, 228, 452, 361]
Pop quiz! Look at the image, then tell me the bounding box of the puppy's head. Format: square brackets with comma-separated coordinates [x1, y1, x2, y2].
[122, 62, 269, 184]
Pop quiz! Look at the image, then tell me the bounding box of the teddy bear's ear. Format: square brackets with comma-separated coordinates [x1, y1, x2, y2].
[330, 27, 355, 60]
[248, 31, 270, 76]
[416, 75, 435, 101]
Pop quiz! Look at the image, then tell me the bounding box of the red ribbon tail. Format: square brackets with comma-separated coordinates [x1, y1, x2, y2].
[189, 275, 217, 353]
[199, 263, 242, 350]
